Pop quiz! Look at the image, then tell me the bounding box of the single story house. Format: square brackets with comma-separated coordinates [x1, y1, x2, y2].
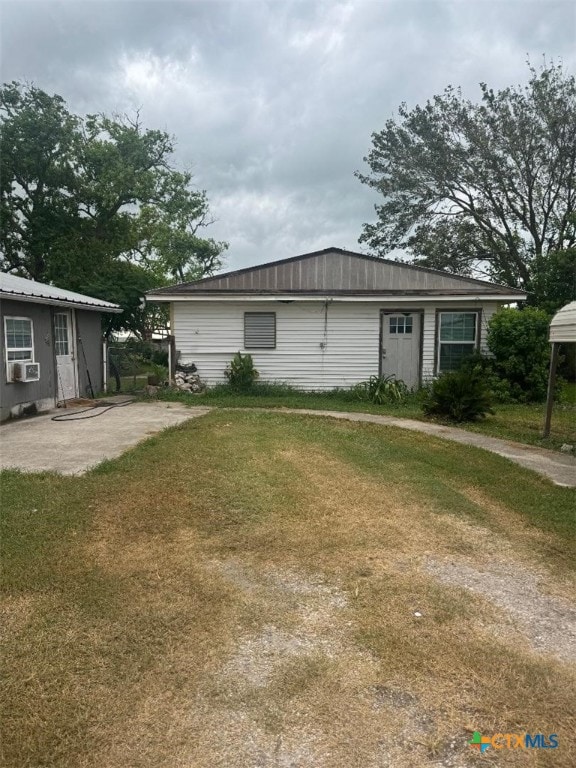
[147, 247, 527, 390]
[1, 273, 121, 420]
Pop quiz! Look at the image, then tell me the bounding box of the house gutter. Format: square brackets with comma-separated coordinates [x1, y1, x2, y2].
[0, 291, 122, 312]
[147, 293, 527, 303]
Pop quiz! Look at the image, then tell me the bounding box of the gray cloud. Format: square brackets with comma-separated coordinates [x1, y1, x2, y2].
[1, 0, 575, 269]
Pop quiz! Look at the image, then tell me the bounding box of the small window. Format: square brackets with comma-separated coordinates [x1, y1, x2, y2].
[4, 317, 34, 363]
[389, 315, 413, 335]
[437, 312, 478, 372]
[244, 312, 276, 349]
[54, 313, 70, 356]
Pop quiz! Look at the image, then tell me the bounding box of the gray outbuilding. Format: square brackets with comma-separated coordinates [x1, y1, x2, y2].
[0, 274, 121, 421]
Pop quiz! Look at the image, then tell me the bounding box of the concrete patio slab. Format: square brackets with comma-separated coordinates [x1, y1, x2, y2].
[0, 402, 210, 475]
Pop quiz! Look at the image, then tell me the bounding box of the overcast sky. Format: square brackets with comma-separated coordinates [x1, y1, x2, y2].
[1, 0, 575, 271]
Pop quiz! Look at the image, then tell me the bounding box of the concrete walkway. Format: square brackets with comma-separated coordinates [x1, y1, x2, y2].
[0, 402, 210, 475]
[234, 407, 576, 488]
[1, 402, 574, 487]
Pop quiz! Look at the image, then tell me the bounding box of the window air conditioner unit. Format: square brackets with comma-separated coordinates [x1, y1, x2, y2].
[9, 361, 40, 382]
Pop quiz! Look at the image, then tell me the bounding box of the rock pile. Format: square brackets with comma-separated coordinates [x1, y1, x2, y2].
[175, 368, 205, 393]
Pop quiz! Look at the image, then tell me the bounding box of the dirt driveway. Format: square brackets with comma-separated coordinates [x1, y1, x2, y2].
[0, 401, 209, 474]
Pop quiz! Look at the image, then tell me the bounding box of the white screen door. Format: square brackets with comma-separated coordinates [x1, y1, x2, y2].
[55, 311, 78, 401]
[381, 312, 421, 389]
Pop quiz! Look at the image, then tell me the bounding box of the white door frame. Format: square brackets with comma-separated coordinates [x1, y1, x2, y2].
[70, 309, 80, 396]
[379, 309, 423, 386]
[54, 309, 79, 401]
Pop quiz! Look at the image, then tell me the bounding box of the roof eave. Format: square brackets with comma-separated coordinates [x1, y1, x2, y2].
[0, 291, 122, 313]
[147, 291, 526, 303]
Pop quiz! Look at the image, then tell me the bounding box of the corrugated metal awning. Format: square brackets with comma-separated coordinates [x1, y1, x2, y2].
[0, 273, 122, 313]
[549, 301, 576, 343]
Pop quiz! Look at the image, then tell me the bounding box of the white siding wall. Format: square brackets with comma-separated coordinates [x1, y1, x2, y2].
[173, 299, 502, 390]
[173, 300, 380, 389]
[422, 307, 437, 380]
[479, 303, 499, 353]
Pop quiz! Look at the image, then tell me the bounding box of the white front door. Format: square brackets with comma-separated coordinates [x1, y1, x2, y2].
[55, 311, 78, 401]
[381, 312, 421, 389]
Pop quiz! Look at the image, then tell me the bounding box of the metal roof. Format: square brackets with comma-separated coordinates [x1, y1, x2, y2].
[549, 301, 576, 343]
[0, 273, 122, 313]
[147, 247, 527, 298]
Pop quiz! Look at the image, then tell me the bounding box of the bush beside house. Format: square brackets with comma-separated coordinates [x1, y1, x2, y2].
[486, 307, 552, 403]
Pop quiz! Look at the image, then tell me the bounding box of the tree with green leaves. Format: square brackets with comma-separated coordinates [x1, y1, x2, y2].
[530, 239, 576, 315]
[0, 82, 227, 335]
[356, 62, 576, 299]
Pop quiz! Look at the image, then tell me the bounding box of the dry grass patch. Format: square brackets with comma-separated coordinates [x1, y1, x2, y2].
[457, 485, 562, 553]
[2, 411, 575, 767]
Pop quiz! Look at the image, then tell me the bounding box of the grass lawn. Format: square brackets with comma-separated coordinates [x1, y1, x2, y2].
[2, 410, 575, 767]
[458, 399, 575, 448]
[156, 380, 576, 452]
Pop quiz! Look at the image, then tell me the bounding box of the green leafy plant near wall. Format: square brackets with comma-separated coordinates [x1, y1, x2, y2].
[487, 308, 553, 403]
[224, 352, 259, 393]
[147, 362, 169, 385]
[422, 369, 494, 422]
[457, 353, 517, 404]
[353, 375, 409, 405]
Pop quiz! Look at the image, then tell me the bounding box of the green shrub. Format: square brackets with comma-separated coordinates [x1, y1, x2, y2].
[487, 308, 551, 403]
[458, 353, 515, 403]
[224, 352, 259, 393]
[422, 370, 494, 422]
[352, 375, 409, 405]
[151, 347, 169, 367]
[148, 362, 169, 383]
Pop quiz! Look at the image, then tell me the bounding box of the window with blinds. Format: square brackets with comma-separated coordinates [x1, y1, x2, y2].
[4, 317, 34, 362]
[437, 311, 479, 372]
[244, 312, 276, 349]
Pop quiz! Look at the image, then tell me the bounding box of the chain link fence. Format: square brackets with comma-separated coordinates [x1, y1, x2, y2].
[105, 338, 170, 393]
